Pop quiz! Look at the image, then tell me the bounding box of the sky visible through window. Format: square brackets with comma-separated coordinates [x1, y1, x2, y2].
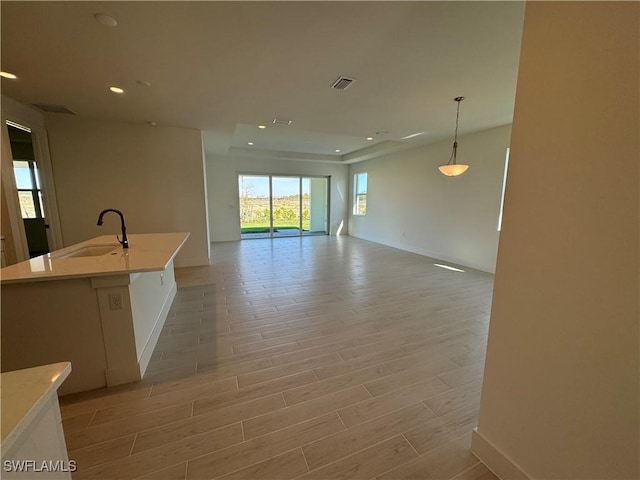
[14, 162, 34, 189]
[240, 176, 309, 198]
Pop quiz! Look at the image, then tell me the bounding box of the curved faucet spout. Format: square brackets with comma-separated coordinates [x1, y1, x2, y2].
[96, 209, 129, 248]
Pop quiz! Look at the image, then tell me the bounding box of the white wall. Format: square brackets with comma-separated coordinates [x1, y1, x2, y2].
[349, 125, 511, 273]
[473, 3, 639, 479]
[206, 154, 349, 241]
[45, 116, 209, 267]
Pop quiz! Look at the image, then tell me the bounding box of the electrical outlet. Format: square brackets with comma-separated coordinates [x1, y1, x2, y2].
[108, 293, 123, 310]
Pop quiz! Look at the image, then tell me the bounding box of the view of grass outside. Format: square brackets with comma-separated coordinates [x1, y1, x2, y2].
[240, 195, 310, 233]
[239, 175, 328, 237]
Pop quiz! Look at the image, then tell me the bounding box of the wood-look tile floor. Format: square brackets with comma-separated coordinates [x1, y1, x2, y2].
[60, 236, 497, 480]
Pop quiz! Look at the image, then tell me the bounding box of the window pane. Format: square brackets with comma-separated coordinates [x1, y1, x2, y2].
[18, 191, 36, 218]
[356, 194, 367, 215]
[272, 176, 300, 237]
[239, 175, 271, 237]
[353, 172, 368, 215]
[355, 173, 367, 194]
[13, 161, 33, 189]
[301, 178, 310, 232]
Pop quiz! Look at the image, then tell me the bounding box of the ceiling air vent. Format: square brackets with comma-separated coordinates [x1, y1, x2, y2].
[32, 104, 76, 115]
[272, 118, 292, 126]
[331, 76, 355, 90]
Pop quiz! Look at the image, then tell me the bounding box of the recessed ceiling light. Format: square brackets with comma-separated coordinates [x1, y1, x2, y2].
[147, 121, 157, 127]
[109, 86, 124, 94]
[335, 149, 341, 153]
[248, 142, 254, 146]
[258, 125, 266, 129]
[136, 80, 151, 87]
[366, 137, 373, 141]
[0, 71, 17, 80]
[95, 13, 118, 27]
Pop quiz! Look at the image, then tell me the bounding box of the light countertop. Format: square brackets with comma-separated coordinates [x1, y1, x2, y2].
[1, 362, 71, 451]
[0, 232, 189, 284]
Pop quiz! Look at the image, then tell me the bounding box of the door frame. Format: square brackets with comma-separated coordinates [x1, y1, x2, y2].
[1, 96, 63, 262]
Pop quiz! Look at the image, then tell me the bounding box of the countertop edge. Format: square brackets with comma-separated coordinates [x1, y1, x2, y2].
[1, 362, 72, 452]
[0, 233, 190, 285]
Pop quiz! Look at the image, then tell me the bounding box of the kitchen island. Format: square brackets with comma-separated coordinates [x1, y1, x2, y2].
[1, 233, 189, 395]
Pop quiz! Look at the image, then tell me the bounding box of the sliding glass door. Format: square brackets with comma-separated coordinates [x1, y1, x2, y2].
[238, 175, 271, 239]
[238, 174, 328, 239]
[272, 177, 301, 237]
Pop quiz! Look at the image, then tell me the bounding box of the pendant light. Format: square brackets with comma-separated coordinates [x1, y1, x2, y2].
[439, 96, 469, 177]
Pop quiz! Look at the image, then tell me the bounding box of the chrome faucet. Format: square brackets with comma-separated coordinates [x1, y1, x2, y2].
[96, 209, 129, 248]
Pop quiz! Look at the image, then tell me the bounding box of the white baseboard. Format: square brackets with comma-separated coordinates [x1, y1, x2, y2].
[138, 281, 177, 377]
[471, 428, 531, 480]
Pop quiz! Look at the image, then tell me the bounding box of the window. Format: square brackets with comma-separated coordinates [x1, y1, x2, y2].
[353, 172, 367, 215]
[13, 160, 45, 219]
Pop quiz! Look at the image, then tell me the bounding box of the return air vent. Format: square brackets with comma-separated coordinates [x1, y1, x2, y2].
[32, 104, 76, 115]
[331, 76, 355, 90]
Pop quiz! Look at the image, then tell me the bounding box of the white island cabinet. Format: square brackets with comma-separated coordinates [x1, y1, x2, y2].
[1, 362, 72, 479]
[0, 233, 189, 395]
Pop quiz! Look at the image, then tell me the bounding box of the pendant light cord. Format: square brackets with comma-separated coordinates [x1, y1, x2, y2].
[447, 98, 462, 166]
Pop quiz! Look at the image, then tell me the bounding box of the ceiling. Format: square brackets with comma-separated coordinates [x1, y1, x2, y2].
[1, 1, 525, 164]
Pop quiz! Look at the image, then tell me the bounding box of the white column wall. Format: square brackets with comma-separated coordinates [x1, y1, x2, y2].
[473, 3, 639, 479]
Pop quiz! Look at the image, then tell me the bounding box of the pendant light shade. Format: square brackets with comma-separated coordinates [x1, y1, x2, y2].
[439, 96, 469, 177]
[438, 164, 469, 176]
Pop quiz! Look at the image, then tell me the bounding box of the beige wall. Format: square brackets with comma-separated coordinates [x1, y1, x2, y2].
[206, 154, 349, 242]
[474, 2, 639, 479]
[349, 125, 511, 273]
[46, 116, 209, 267]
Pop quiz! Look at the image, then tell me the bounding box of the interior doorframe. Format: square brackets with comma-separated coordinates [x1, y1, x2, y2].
[1, 96, 63, 262]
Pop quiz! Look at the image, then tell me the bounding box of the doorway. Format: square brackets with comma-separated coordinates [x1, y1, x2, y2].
[238, 174, 329, 239]
[7, 124, 50, 257]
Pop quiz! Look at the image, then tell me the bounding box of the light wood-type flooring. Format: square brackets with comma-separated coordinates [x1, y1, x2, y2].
[60, 236, 497, 480]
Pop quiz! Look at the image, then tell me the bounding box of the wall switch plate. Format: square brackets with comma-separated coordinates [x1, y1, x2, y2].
[108, 293, 123, 310]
